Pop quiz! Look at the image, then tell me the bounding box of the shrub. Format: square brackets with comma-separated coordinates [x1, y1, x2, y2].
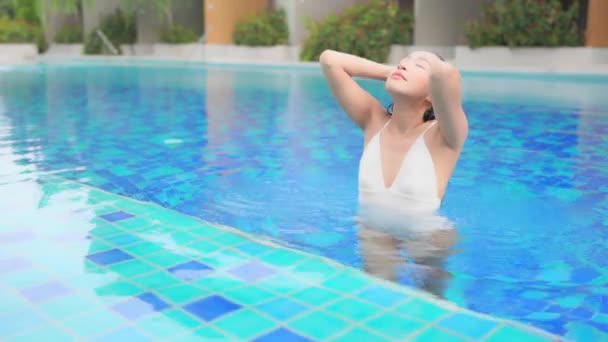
[465, 0, 581, 48]
[84, 9, 136, 55]
[300, 0, 413, 63]
[0, 17, 45, 51]
[233, 9, 288, 46]
[54, 24, 83, 43]
[161, 24, 198, 44]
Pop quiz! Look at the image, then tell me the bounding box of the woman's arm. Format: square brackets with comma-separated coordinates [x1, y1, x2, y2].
[319, 50, 393, 129]
[419, 53, 469, 150]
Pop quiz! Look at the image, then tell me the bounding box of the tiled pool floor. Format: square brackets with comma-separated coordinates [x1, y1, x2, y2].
[0, 177, 561, 341]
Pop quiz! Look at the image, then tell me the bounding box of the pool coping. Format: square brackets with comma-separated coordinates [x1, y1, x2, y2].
[42, 175, 567, 342]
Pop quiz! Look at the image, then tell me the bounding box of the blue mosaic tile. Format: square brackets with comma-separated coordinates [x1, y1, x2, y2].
[111, 292, 170, 320]
[167, 260, 213, 281]
[183, 295, 241, 321]
[87, 248, 133, 266]
[437, 313, 499, 339]
[100, 211, 135, 222]
[357, 286, 407, 307]
[253, 327, 313, 342]
[228, 260, 276, 282]
[19, 281, 70, 303]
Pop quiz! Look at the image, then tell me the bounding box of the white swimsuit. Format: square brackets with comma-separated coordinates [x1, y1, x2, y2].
[357, 120, 452, 235]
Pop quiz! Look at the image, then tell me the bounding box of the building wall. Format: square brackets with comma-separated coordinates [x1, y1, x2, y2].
[204, 0, 268, 44]
[413, 0, 488, 45]
[82, 0, 122, 35]
[43, 1, 80, 43]
[586, 0, 608, 47]
[275, 0, 367, 45]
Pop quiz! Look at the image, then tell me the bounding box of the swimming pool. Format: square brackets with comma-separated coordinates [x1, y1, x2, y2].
[1, 60, 606, 340]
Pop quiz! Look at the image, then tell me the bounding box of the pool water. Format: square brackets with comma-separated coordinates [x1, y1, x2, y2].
[1, 60, 607, 340]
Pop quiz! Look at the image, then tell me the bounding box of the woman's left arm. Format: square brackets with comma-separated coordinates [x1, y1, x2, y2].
[421, 54, 469, 150]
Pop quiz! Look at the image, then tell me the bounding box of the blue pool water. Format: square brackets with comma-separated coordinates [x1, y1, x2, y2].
[1, 60, 607, 340]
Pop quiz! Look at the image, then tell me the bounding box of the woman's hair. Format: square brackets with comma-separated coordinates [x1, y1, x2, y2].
[385, 52, 444, 122]
[386, 103, 436, 122]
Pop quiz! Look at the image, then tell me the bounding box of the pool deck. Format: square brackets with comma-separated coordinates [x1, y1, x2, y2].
[0, 176, 564, 341]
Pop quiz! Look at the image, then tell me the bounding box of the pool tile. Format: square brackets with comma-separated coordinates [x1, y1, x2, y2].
[157, 284, 208, 304]
[485, 325, 550, 342]
[394, 298, 450, 321]
[322, 271, 369, 293]
[95, 279, 143, 298]
[330, 327, 389, 342]
[111, 292, 170, 320]
[292, 258, 341, 280]
[87, 249, 133, 266]
[136, 313, 191, 338]
[173, 326, 229, 341]
[187, 239, 222, 254]
[104, 233, 141, 246]
[20, 281, 70, 303]
[145, 251, 190, 268]
[122, 241, 164, 256]
[100, 211, 135, 222]
[39, 295, 96, 319]
[107, 259, 156, 278]
[183, 295, 241, 321]
[224, 285, 276, 306]
[115, 217, 156, 231]
[0, 257, 31, 274]
[257, 297, 310, 320]
[88, 224, 125, 238]
[288, 311, 349, 340]
[357, 286, 407, 308]
[185, 223, 224, 238]
[193, 273, 244, 292]
[252, 327, 313, 342]
[236, 242, 272, 256]
[259, 249, 308, 267]
[410, 327, 469, 342]
[210, 232, 249, 246]
[325, 298, 381, 321]
[365, 313, 425, 340]
[437, 313, 499, 339]
[131, 271, 181, 289]
[0, 310, 45, 337]
[213, 308, 277, 339]
[163, 309, 202, 328]
[63, 309, 125, 337]
[6, 324, 73, 342]
[256, 274, 309, 293]
[167, 260, 213, 281]
[229, 260, 276, 282]
[290, 286, 341, 306]
[92, 327, 152, 342]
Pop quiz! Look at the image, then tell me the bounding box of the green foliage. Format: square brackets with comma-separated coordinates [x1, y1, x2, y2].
[233, 9, 288, 46]
[14, 0, 40, 25]
[300, 0, 413, 63]
[84, 8, 136, 54]
[54, 24, 82, 43]
[466, 0, 582, 48]
[0, 0, 15, 18]
[0, 16, 46, 51]
[161, 24, 197, 43]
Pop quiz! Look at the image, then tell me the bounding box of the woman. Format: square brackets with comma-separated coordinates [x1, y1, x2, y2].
[319, 49, 468, 297]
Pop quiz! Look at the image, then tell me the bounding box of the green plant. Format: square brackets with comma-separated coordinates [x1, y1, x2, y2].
[54, 24, 82, 43]
[466, 0, 581, 48]
[0, 16, 45, 50]
[300, 0, 413, 63]
[160, 24, 197, 43]
[233, 9, 288, 46]
[84, 8, 135, 54]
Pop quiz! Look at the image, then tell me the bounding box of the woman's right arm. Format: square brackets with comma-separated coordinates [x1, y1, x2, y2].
[319, 50, 393, 130]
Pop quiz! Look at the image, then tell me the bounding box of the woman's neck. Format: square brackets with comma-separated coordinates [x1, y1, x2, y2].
[388, 100, 426, 134]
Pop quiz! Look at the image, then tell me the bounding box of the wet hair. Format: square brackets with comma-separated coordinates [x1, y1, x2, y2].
[385, 52, 445, 122]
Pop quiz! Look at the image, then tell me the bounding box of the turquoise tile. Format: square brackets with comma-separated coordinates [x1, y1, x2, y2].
[394, 298, 450, 321]
[183, 223, 224, 238]
[322, 271, 369, 293]
[223, 286, 276, 306]
[330, 327, 389, 342]
[259, 249, 308, 267]
[257, 274, 310, 293]
[114, 217, 156, 231]
[290, 287, 342, 306]
[93, 327, 152, 342]
[288, 311, 350, 340]
[209, 232, 249, 246]
[485, 325, 550, 342]
[187, 239, 222, 254]
[292, 258, 341, 280]
[198, 249, 249, 269]
[437, 313, 498, 340]
[136, 313, 191, 338]
[357, 286, 408, 308]
[167, 231, 199, 246]
[157, 284, 209, 304]
[410, 327, 469, 342]
[194, 274, 244, 292]
[365, 313, 425, 340]
[63, 309, 125, 338]
[111, 200, 157, 216]
[212, 309, 277, 339]
[107, 259, 156, 278]
[325, 298, 382, 321]
[162, 309, 202, 329]
[1, 269, 50, 288]
[40, 295, 97, 319]
[6, 324, 72, 342]
[172, 326, 229, 341]
[0, 292, 26, 311]
[94, 279, 144, 297]
[235, 242, 272, 256]
[256, 297, 310, 321]
[145, 251, 190, 268]
[131, 272, 182, 289]
[87, 240, 114, 254]
[88, 224, 125, 238]
[122, 241, 165, 257]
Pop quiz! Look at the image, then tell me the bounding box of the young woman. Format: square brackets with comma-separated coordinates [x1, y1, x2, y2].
[320, 49, 468, 297]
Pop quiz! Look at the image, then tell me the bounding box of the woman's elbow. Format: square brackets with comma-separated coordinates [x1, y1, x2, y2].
[319, 49, 336, 65]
